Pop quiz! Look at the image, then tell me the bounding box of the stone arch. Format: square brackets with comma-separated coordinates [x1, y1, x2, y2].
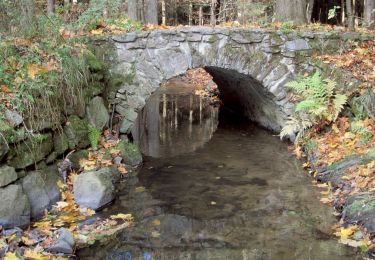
[107, 27, 367, 134]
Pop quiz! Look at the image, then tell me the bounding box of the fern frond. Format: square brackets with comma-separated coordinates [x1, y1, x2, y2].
[280, 117, 300, 140]
[295, 100, 320, 112]
[333, 94, 347, 121]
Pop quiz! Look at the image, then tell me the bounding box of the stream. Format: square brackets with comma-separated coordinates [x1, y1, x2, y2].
[77, 79, 359, 260]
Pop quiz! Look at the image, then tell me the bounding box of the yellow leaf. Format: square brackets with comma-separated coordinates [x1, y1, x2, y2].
[27, 64, 48, 79]
[23, 249, 47, 260]
[344, 132, 356, 139]
[152, 219, 161, 226]
[110, 213, 133, 221]
[21, 236, 37, 246]
[135, 186, 145, 193]
[55, 201, 69, 209]
[4, 252, 20, 260]
[335, 226, 357, 239]
[90, 29, 103, 35]
[151, 231, 160, 238]
[320, 197, 333, 204]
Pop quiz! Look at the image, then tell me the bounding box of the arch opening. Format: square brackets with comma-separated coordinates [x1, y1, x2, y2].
[204, 66, 286, 132]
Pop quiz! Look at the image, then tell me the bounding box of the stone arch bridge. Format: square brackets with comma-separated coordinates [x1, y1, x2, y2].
[102, 27, 368, 133]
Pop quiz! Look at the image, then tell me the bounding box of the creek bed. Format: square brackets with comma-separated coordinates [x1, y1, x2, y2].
[77, 79, 359, 260]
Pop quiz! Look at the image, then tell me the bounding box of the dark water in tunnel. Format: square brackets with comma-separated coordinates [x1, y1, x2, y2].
[77, 79, 359, 260]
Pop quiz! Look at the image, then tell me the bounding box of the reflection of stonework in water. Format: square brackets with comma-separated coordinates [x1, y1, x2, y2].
[132, 82, 219, 158]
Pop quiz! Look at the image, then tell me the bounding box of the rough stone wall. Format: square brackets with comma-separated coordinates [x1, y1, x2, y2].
[108, 27, 372, 133]
[0, 54, 111, 229]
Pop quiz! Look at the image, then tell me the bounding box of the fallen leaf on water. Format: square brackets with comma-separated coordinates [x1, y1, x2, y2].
[135, 186, 145, 193]
[110, 213, 133, 221]
[152, 219, 161, 226]
[151, 231, 160, 238]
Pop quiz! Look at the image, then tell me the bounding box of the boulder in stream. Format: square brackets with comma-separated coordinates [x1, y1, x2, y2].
[73, 168, 115, 210]
[0, 184, 30, 228]
[21, 165, 62, 219]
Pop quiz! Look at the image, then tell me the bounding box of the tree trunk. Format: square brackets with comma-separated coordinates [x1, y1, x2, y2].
[210, 0, 217, 26]
[128, 0, 138, 21]
[199, 6, 203, 25]
[275, 0, 307, 25]
[161, 0, 166, 25]
[364, 0, 375, 28]
[145, 0, 158, 24]
[47, 0, 55, 16]
[307, 0, 314, 22]
[188, 1, 193, 25]
[346, 0, 355, 29]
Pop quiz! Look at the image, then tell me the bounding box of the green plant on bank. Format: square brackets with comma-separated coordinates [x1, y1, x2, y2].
[280, 72, 347, 142]
[88, 124, 100, 150]
[280, 21, 295, 34]
[351, 120, 374, 143]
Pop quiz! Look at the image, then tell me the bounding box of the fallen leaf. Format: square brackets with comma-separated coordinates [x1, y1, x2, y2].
[152, 219, 161, 226]
[110, 213, 133, 221]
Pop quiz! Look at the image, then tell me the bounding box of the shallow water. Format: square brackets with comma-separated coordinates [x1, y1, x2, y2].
[77, 79, 358, 260]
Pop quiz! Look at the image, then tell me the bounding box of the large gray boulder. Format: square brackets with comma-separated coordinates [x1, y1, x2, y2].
[0, 184, 30, 228]
[86, 96, 109, 131]
[73, 169, 115, 210]
[0, 165, 18, 187]
[21, 166, 62, 219]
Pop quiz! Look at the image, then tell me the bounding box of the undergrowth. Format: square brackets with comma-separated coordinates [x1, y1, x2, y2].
[281, 72, 347, 142]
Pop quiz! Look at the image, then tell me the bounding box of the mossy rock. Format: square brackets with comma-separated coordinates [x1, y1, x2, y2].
[7, 133, 53, 169]
[344, 194, 375, 219]
[70, 149, 89, 169]
[115, 141, 142, 166]
[53, 131, 69, 156]
[64, 115, 90, 149]
[83, 82, 105, 102]
[83, 50, 106, 73]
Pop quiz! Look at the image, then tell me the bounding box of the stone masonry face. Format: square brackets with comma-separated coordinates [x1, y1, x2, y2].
[108, 27, 370, 132]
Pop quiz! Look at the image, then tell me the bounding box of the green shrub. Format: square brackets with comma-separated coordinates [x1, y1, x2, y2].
[280, 72, 347, 142]
[88, 124, 100, 150]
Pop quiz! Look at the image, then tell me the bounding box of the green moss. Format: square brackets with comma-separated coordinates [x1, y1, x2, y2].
[115, 140, 142, 166]
[83, 82, 105, 101]
[208, 35, 219, 43]
[346, 196, 375, 218]
[107, 69, 135, 94]
[7, 133, 53, 169]
[83, 50, 106, 73]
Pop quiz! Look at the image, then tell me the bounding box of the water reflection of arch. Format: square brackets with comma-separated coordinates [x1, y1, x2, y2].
[132, 83, 219, 158]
